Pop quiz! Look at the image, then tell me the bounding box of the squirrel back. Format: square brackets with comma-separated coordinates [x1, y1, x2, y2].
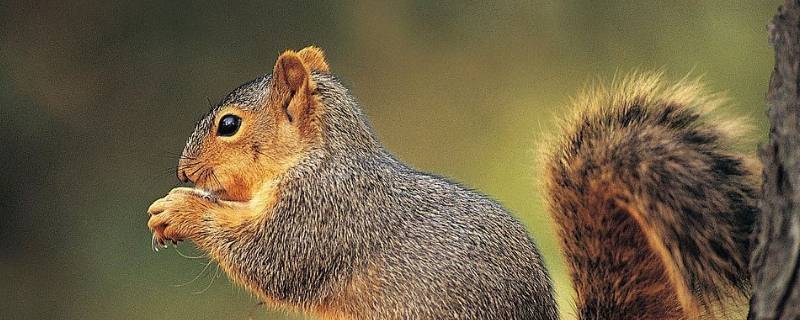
[544, 74, 758, 319]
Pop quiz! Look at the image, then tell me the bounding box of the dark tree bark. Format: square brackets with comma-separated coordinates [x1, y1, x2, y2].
[749, 1, 800, 319]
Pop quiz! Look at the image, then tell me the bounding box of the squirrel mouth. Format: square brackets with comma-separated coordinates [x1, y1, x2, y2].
[193, 175, 250, 202]
[201, 187, 249, 202]
[191, 173, 233, 201]
[189, 179, 227, 201]
[200, 187, 229, 202]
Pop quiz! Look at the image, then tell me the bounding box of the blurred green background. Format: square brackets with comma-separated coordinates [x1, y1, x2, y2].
[0, 1, 776, 319]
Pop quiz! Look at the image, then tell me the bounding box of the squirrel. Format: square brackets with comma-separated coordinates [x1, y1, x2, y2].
[146, 47, 757, 319]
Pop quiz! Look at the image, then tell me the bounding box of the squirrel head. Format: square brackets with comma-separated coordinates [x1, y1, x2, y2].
[177, 46, 333, 202]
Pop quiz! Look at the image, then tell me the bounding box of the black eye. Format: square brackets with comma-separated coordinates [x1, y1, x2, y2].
[217, 115, 241, 137]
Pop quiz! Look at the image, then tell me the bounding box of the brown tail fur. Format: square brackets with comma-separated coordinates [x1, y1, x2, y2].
[544, 74, 758, 319]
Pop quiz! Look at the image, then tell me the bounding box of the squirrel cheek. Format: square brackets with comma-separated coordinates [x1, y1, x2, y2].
[225, 189, 251, 202]
[222, 178, 254, 202]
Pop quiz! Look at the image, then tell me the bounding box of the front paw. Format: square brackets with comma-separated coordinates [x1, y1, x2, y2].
[147, 187, 215, 250]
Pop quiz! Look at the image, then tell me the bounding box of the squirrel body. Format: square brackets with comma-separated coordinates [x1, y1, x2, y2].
[147, 47, 757, 319]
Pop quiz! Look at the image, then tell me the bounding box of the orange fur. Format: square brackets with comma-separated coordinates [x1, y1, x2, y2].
[297, 46, 330, 73]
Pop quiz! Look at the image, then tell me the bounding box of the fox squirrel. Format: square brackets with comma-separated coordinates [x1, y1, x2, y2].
[147, 47, 757, 319]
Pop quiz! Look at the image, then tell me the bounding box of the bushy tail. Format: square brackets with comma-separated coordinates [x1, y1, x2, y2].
[544, 74, 758, 319]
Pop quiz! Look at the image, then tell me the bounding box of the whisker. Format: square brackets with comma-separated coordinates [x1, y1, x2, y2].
[188, 165, 206, 180]
[198, 167, 211, 186]
[177, 161, 203, 170]
[164, 151, 200, 163]
[175, 246, 209, 259]
[210, 170, 224, 192]
[192, 264, 221, 295]
[173, 259, 215, 288]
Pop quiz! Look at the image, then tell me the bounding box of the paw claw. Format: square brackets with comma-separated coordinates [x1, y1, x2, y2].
[152, 234, 159, 252]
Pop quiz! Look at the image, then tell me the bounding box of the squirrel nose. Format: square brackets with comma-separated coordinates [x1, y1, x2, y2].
[176, 157, 193, 183]
[178, 169, 190, 183]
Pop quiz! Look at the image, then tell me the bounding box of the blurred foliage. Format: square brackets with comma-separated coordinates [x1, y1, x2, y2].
[0, 1, 776, 319]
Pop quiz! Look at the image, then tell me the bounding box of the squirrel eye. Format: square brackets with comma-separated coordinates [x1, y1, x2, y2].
[217, 114, 241, 137]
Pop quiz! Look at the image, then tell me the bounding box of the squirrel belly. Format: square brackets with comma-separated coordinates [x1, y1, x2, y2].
[544, 74, 758, 319]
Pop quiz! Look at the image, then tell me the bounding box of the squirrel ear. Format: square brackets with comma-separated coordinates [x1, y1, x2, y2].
[297, 46, 330, 73]
[271, 50, 316, 124]
[273, 50, 310, 95]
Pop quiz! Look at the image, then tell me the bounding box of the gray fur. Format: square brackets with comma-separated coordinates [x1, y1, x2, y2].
[185, 73, 558, 319]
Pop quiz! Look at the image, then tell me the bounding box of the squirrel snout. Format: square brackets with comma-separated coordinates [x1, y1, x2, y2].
[176, 157, 194, 183]
[178, 169, 190, 183]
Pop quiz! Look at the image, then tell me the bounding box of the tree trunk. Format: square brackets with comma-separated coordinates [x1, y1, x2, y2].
[748, 1, 800, 319]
